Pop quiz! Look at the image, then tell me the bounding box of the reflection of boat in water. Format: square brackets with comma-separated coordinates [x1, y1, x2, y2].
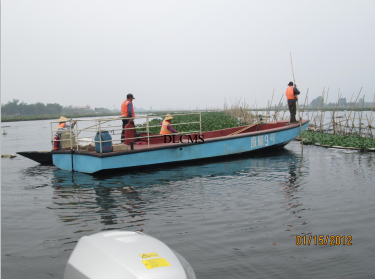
[51, 146, 300, 189]
[49, 148, 302, 227]
[18, 114, 309, 174]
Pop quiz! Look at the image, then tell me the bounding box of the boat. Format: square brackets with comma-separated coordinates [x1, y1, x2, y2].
[64, 230, 196, 279]
[16, 151, 53, 164]
[17, 113, 309, 174]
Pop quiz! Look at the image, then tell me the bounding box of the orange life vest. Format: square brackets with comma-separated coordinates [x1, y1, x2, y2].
[121, 100, 135, 117]
[56, 123, 65, 132]
[286, 86, 298, 100]
[160, 120, 171, 135]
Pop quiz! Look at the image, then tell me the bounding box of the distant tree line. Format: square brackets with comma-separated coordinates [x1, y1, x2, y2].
[61, 105, 112, 115]
[1, 99, 114, 117]
[1, 99, 63, 117]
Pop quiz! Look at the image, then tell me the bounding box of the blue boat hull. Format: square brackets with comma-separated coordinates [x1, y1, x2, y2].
[53, 121, 309, 174]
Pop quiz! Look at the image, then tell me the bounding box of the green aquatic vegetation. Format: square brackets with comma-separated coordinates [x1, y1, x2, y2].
[136, 112, 241, 134]
[302, 131, 375, 149]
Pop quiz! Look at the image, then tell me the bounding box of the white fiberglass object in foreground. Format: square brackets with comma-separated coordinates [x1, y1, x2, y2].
[64, 230, 196, 279]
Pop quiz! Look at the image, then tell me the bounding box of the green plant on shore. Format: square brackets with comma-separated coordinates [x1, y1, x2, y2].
[302, 131, 375, 149]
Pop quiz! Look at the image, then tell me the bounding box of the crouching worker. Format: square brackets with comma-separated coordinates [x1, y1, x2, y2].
[54, 116, 77, 151]
[160, 114, 179, 135]
[56, 116, 76, 131]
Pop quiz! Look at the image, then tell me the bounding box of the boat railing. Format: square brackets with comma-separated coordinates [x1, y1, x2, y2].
[50, 112, 202, 153]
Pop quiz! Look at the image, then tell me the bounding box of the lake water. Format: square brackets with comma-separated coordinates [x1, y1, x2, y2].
[1, 119, 375, 278]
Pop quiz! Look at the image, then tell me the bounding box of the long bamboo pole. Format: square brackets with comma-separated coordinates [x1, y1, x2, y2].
[307, 93, 309, 121]
[340, 92, 355, 135]
[302, 89, 309, 115]
[321, 89, 329, 132]
[313, 89, 325, 129]
[276, 94, 284, 118]
[290, 52, 303, 148]
[333, 92, 342, 135]
[268, 89, 275, 119]
[342, 88, 362, 135]
[359, 96, 365, 136]
[228, 120, 264, 136]
[365, 93, 375, 138]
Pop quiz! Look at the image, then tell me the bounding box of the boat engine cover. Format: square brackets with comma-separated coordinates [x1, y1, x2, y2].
[64, 231, 196, 279]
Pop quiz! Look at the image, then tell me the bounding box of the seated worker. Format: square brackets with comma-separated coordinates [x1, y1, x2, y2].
[160, 114, 179, 134]
[56, 116, 76, 132]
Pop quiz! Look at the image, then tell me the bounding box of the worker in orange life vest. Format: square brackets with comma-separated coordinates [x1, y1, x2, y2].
[160, 114, 179, 135]
[285, 81, 300, 124]
[56, 116, 76, 132]
[121, 93, 136, 142]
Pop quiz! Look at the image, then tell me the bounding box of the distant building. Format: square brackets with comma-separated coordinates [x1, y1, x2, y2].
[73, 105, 91, 109]
[134, 107, 146, 112]
[64, 105, 91, 109]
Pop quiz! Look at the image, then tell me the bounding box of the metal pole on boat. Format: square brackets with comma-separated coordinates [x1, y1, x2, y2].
[199, 112, 202, 136]
[146, 116, 150, 148]
[76, 121, 79, 151]
[290, 52, 304, 148]
[98, 120, 102, 154]
[69, 120, 73, 150]
[50, 122, 53, 149]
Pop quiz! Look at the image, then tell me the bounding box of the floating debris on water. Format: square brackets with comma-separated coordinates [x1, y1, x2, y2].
[1, 154, 17, 158]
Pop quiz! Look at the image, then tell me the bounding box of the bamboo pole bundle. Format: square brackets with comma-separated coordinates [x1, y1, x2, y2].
[301, 89, 309, 117]
[282, 101, 288, 119]
[341, 88, 362, 135]
[276, 94, 284, 116]
[331, 92, 341, 135]
[350, 103, 357, 134]
[321, 89, 329, 132]
[339, 92, 355, 135]
[365, 115, 374, 139]
[359, 96, 365, 136]
[268, 89, 275, 120]
[306, 92, 309, 121]
[327, 111, 334, 134]
[228, 120, 264, 136]
[366, 93, 375, 138]
[313, 89, 325, 130]
[334, 90, 342, 135]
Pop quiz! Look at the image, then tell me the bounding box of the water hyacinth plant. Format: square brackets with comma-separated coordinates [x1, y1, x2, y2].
[136, 112, 241, 134]
[302, 131, 375, 149]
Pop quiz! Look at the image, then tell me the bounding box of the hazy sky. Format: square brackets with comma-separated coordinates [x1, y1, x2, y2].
[2, 0, 375, 111]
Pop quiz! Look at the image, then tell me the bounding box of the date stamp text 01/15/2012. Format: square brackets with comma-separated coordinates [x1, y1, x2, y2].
[296, 235, 352, 246]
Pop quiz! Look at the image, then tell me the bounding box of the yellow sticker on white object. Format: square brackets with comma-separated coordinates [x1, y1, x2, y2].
[142, 258, 171, 269]
[139, 252, 159, 258]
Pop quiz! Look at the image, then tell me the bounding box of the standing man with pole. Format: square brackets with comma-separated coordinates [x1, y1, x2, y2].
[121, 93, 135, 142]
[290, 52, 304, 148]
[286, 81, 300, 124]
